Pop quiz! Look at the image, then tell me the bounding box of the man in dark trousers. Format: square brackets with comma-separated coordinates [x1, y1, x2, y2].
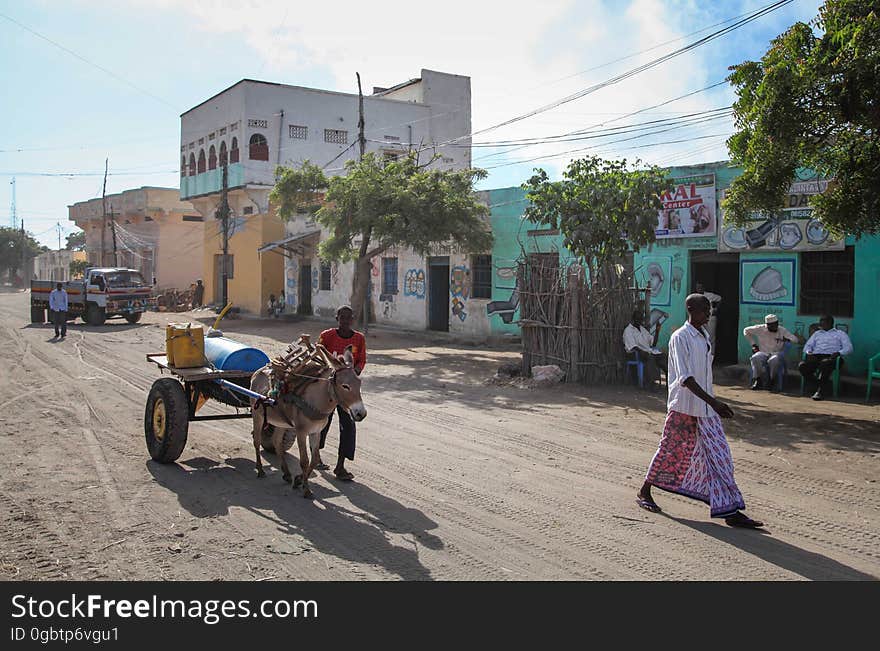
[192, 279, 204, 308]
[49, 282, 69, 339]
[315, 305, 367, 481]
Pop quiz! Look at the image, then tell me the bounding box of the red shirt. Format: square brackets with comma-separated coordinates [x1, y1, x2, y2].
[318, 328, 366, 373]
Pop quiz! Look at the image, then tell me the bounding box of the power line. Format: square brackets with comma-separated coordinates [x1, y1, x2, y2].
[0, 11, 178, 112]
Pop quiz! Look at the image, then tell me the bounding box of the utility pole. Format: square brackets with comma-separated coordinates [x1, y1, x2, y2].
[57, 222, 62, 251]
[109, 203, 119, 266]
[101, 158, 108, 267]
[19, 220, 25, 287]
[9, 177, 16, 229]
[215, 164, 231, 308]
[356, 72, 369, 334]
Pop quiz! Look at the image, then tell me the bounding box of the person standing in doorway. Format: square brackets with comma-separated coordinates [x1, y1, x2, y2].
[315, 305, 367, 481]
[192, 279, 204, 308]
[49, 282, 69, 339]
[695, 282, 721, 354]
[636, 293, 764, 528]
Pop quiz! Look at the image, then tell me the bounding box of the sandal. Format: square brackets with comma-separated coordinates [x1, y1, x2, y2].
[725, 512, 764, 529]
[636, 497, 661, 513]
[334, 469, 355, 482]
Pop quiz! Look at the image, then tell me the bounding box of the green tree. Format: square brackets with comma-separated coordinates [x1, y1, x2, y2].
[65, 230, 86, 251]
[725, 0, 880, 237]
[0, 226, 44, 282]
[271, 154, 492, 323]
[523, 156, 668, 281]
[69, 259, 89, 278]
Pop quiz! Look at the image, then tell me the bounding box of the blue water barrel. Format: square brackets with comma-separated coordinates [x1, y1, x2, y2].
[204, 336, 270, 372]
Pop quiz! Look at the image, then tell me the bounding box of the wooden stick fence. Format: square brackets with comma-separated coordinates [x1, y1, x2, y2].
[518, 257, 650, 384]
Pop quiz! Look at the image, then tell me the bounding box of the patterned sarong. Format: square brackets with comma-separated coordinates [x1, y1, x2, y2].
[645, 410, 745, 518]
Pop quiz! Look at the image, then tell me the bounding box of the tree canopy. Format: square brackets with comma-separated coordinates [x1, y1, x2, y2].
[724, 0, 880, 237]
[523, 156, 668, 279]
[270, 154, 492, 322]
[65, 230, 86, 251]
[0, 226, 44, 281]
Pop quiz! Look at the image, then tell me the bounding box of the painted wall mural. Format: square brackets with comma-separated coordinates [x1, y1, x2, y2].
[312, 267, 319, 291]
[451, 296, 467, 321]
[487, 263, 519, 324]
[403, 268, 426, 299]
[285, 263, 298, 310]
[741, 259, 795, 306]
[639, 255, 673, 307]
[450, 265, 470, 300]
[718, 181, 844, 253]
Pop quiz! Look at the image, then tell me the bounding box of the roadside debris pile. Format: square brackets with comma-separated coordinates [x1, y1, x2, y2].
[155, 287, 194, 312]
[486, 362, 565, 389]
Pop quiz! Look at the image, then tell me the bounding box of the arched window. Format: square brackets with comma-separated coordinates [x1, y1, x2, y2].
[181, 156, 186, 177]
[249, 133, 269, 161]
[188, 153, 196, 177]
[197, 149, 206, 174]
[219, 141, 228, 167]
[208, 145, 217, 170]
[230, 137, 239, 164]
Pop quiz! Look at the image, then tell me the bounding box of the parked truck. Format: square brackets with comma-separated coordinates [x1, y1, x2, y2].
[31, 267, 154, 326]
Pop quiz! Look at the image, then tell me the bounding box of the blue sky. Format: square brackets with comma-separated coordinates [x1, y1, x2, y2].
[0, 0, 822, 248]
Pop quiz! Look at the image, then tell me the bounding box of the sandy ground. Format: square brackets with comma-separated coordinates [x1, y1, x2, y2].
[1, 289, 878, 581]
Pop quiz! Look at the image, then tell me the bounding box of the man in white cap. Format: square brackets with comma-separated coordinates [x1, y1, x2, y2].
[743, 314, 800, 391]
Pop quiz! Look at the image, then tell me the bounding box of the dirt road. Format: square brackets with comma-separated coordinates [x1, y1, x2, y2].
[1, 290, 878, 580]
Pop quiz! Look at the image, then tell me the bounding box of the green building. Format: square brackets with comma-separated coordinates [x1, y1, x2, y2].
[484, 162, 880, 376]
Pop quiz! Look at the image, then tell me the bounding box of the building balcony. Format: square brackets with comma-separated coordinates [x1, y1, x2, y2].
[180, 163, 245, 200]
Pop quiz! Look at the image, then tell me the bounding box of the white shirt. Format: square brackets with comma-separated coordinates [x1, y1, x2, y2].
[623, 323, 656, 354]
[804, 328, 853, 356]
[49, 288, 68, 312]
[743, 324, 798, 354]
[667, 322, 715, 418]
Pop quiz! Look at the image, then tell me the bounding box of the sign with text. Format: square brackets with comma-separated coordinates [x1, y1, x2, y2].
[656, 174, 716, 239]
[718, 179, 844, 253]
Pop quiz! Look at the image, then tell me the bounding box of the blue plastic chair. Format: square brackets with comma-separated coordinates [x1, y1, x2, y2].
[865, 352, 880, 403]
[626, 350, 645, 388]
[749, 340, 791, 391]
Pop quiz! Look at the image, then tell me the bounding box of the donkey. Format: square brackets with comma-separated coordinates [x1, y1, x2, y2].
[249, 347, 366, 498]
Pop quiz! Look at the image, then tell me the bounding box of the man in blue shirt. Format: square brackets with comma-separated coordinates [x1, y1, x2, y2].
[798, 314, 853, 400]
[48, 282, 69, 339]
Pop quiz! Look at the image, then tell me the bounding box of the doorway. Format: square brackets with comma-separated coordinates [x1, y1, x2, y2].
[298, 263, 312, 315]
[428, 256, 450, 332]
[690, 251, 740, 365]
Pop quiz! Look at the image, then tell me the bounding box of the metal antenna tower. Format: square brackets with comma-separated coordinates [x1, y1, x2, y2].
[9, 177, 17, 229]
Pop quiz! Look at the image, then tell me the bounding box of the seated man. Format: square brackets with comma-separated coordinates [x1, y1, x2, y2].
[743, 314, 800, 391]
[623, 310, 667, 387]
[798, 314, 853, 400]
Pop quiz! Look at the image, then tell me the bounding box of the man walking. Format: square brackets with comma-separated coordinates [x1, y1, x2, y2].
[743, 314, 799, 391]
[799, 314, 852, 400]
[315, 305, 367, 481]
[636, 293, 763, 528]
[49, 282, 69, 339]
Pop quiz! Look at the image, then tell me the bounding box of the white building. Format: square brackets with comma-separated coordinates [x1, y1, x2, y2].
[180, 69, 491, 332]
[33, 249, 88, 282]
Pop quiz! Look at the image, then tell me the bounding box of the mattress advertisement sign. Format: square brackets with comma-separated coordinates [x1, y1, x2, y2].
[656, 173, 716, 239]
[718, 179, 844, 252]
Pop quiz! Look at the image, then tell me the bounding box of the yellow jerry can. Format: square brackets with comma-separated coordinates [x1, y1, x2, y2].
[165, 323, 206, 368]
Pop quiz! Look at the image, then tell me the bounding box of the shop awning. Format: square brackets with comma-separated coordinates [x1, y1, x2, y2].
[257, 230, 321, 258]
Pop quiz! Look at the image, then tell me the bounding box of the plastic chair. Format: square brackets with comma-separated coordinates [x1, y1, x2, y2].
[866, 352, 880, 403]
[799, 351, 843, 398]
[749, 341, 791, 391]
[625, 350, 644, 388]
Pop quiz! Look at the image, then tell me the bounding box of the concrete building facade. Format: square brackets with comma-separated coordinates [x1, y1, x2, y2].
[33, 249, 88, 282]
[180, 69, 473, 317]
[68, 187, 203, 291]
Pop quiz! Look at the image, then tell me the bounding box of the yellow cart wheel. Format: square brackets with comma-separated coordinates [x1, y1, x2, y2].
[144, 378, 189, 463]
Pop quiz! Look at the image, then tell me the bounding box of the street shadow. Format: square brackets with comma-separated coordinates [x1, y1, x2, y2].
[22, 321, 147, 332]
[671, 516, 878, 581]
[147, 455, 438, 580]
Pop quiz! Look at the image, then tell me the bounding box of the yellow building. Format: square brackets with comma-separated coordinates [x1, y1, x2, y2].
[68, 187, 203, 291]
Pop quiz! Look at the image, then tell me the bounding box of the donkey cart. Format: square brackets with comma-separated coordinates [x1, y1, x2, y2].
[143, 353, 268, 463]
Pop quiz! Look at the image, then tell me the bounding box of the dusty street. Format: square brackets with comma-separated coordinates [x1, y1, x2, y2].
[1, 289, 878, 581]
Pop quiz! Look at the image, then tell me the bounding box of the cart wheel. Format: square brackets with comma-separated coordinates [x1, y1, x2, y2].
[145, 378, 189, 463]
[30, 305, 45, 324]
